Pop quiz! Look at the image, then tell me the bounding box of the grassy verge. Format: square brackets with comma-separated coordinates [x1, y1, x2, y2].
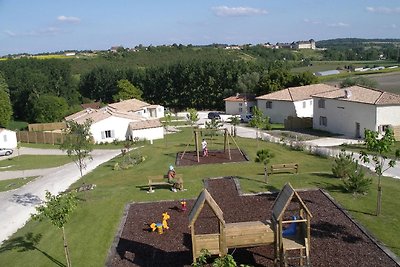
[0, 155, 72, 171]
[0, 128, 398, 266]
[340, 141, 400, 158]
[0, 176, 37, 192]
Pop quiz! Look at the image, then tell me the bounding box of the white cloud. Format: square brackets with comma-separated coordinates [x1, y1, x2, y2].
[366, 6, 400, 14]
[303, 18, 321, 25]
[4, 30, 17, 37]
[57, 15, 81, 23]
[212, 6, 268, 17]
[328, 22, 349, 27]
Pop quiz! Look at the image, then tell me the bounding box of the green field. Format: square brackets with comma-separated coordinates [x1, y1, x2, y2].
[0, 128, 398, 266]
[0, 155, 72, 171]
[0, 176, 37, 192]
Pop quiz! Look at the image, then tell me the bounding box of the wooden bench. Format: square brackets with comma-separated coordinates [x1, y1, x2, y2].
[270, 163, 299, 174]
[147, 174, 183, 193]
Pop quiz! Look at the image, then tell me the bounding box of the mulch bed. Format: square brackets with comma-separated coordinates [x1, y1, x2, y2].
[108, 177, 399, 267]
[176, 149, 248, 166]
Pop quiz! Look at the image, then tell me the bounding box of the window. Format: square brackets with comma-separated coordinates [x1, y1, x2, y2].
[318, 99, 325, 108]
[379, 125, 390, 133]
[303, 101, 306, 108]
[239, 107, 243, 112]
[319, 116, 327, 126]
[310, 100, 313, 106]
[3, 135, 7, 142]
[266, 101, 272, 109]
[101, 130, 114, 139]
[239, 103, 242, 106]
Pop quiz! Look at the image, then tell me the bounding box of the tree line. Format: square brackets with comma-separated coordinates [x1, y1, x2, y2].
[0, 56, 317, 125]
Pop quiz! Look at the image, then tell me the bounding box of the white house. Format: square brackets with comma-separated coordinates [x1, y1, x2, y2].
[256, 84, 336, 123]
[0, 129, 17, 149]
[108, 98, 164, 119]
[312, 86, 400, 138]
[224, 93, 256, 116]
[65, 107, 163, 143]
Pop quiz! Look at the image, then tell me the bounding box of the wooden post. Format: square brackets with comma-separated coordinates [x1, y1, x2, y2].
[223, 128, 227, 153]
[191, 227, 197, 263]
[195, 130, 200, 162]
[219, 221, 227, 256]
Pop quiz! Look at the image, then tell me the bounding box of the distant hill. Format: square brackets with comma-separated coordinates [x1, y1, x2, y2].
[316, 38, 400, 47]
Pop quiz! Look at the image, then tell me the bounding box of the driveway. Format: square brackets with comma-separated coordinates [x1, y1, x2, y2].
[0, 148, 121, 244]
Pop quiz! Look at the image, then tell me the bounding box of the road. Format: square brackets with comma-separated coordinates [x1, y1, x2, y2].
[0, 148, 121, 244]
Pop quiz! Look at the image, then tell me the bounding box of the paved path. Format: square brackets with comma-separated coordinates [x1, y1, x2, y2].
[0, 149, 121, 244]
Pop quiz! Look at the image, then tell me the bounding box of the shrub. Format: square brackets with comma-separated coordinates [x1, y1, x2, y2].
[342, 166, 372, 195]
[332, 149, 356, 179]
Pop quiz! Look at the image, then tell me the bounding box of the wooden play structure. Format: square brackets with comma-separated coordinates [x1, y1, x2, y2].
[180, 128, 244, 162]
[188, 183, 312, 267]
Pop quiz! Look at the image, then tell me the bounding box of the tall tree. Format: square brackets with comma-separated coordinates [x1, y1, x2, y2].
[359, 128, 400, 215]
[60, 120, 94, 177]
[0, 73, 12, 127]
[31, 95, 68, 123]
[112, 79, 143, 102]
[31, 191, 77, 267]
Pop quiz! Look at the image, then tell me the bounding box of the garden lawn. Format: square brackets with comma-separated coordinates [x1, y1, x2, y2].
[0, 127, 399, 266]
[0, 155, 72, 171]
[0, 176, 37, 192]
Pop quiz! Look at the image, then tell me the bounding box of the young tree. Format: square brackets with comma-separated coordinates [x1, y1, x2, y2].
[112, 79, 143, 102]
[31, 191, 77, 267]
[249, 107, 264, 148]
[162, 111, 172, 147]
[186, 108, 199, 128]
[228, 116, 240, 137]
[359, 128, 400, 215]
[205, 118, 223, 144]
[255, 149, 274, 183]
[60, 119, 94, 177]
[332, 149, 356, 179]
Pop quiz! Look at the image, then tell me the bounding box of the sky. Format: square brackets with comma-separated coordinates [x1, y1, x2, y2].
[0, 0, 399, 56]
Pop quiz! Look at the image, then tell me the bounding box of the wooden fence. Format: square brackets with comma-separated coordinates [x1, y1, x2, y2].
[28, 122, 67, 132]
[17, 131, 66, 145]
[284, 116, 313, 130]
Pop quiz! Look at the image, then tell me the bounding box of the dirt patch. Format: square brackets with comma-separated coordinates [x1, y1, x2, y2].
[176, 149, 248, 166]
[108, 177, 399, 267]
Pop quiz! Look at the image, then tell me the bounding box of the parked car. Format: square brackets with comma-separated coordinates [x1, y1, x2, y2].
[240, 114, 253, 123]
[0, 148, 13, 156]
[207, 112, 221, 120]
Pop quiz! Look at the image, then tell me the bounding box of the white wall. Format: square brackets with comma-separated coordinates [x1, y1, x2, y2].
[131, 127, 164, 141]
[313, 98, 377, 138]
[91, 116, 133, 143]
[294, 99, 314, 117]
[0, 130, 17, 148]
[225, 101, 256, 115]
[257, 100, 297, 123]
[376, 106, 400, 129]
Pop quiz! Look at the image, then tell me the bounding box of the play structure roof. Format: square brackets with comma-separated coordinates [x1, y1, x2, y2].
[189, 189, 225, 227]
[272, 183, 312, 221]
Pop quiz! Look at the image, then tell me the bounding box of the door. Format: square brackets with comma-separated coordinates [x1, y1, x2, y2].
[355, 122, 361, 138]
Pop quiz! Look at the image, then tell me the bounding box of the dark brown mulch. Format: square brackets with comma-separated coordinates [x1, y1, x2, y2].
[176, 149, 248, 166]
[108, 177, 399, 267]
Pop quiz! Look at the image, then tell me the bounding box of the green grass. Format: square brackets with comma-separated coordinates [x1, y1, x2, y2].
[340, 141, 400, 158]
[0, 128, 399, 266]
[0, 176, 37, 192]
[0, 155, 72, 171]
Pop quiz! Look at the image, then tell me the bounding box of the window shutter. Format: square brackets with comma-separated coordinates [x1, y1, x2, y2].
[111, 130, 115, 138]
[101, 131, 105, 139]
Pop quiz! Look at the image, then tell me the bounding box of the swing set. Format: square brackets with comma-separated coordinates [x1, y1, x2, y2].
[180, 128, 244, 163]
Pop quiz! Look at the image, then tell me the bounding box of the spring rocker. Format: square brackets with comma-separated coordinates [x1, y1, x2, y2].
[150, 212, 171, 234]
[188, 183, 312, 267]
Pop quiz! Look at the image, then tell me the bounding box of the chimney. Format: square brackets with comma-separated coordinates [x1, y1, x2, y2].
[236, 92, 240, 98]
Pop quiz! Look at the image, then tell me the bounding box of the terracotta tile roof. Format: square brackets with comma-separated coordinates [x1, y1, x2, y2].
[81, 102, 101, 109]
[65, 107, 143, 124]
[108, 98, 151, 112]
[129, 119, 162, 130]
[224, 93, 256, 102]
[312, 86, 400, 105]
[256, 84, 337, 102]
